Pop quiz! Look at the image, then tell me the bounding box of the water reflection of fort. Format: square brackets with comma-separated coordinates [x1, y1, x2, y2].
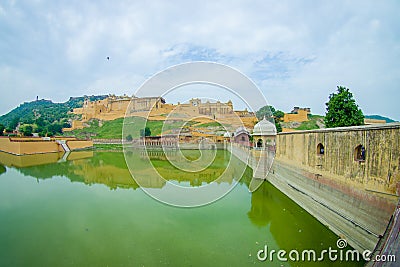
[0, 150, 247, 191]
[127, 149, 244, 187]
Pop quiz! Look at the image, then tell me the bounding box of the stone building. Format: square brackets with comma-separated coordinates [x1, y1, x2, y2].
[283, 106, 310, 123]
[74, 95, 166, 121]
[233, 126, 250, 147]
[142, 135, 178, 148]
[175, 98, 234, 118]
[66, 95, 258, 131]
[128, 96, 166, 113]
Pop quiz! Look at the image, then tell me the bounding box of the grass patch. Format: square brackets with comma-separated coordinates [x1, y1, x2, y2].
[66, 118, 124, 139]
[295, 115, 324, 130]
[295, 120, 320, 130]
[194, 122, 226, 128]
[308, 114, 324, 119]
[65, 117, 196, 140]
[94, 144, 123, 150]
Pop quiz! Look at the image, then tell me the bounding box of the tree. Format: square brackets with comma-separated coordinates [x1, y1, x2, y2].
[256, 105, 283, 133]
[145, 127, 151, 137]
[9, 117, 20, 130]
[140, 127, 151, 137]
[20, 125, 33, 136]
[126, 134, 133, 141]
[275, 121, 282, 133]
[0, 164, 5, 175]
[324, 86, 364, 128]
[48, 123, 63, 135]
[256, 105, 274, 120]
[274, 110, 284, 120]
[0, 123, 4, 136]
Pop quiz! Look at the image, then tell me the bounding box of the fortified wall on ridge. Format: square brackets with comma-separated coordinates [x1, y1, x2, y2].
[67, 94, 257, 131]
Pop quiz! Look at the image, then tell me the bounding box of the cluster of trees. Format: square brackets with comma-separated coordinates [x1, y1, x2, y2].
[0, 116, 70, 137]
[0, 95, 107, 137]
[0, 123, 4, 136]
[255, 86, 364, 132]
[21, 118, 69, 137]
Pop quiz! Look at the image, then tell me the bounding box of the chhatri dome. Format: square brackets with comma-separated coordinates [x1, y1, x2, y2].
[252, 116, 277, 136]
[223, 131, 231, 138]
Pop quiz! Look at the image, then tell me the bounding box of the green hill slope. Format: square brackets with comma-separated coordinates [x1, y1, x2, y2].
[0, 95, 107, 136]
[65, 117, 190, 140]
[0, 95, 107, 127]
[281, 114, 325, 131]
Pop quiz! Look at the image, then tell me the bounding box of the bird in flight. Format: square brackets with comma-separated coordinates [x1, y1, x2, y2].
[106, 56, 110, 60]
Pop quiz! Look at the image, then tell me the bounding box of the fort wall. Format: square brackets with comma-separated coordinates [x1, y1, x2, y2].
[66, 95, 257, 131]
[283, 109, 309, 122]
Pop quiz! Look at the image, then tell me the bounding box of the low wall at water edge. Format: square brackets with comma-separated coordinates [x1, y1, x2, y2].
[66, 140, 93, 151]
[0, 137, 93, 155]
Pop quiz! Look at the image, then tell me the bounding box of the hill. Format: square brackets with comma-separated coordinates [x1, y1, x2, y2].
[364, 115, 396, 123]
[65, 117, 196, 140]
[0, 95, 107, 127]
[0, 95, 107, 136]
[281, 114, 325, 131]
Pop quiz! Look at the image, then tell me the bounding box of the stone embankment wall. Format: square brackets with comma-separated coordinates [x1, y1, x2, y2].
[0, 137, 93, 155]
[276, 123, 399, 196]
[269, 123, 399, 252]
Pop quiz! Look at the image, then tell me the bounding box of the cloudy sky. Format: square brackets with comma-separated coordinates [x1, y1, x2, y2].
[1, 0, 399, 120]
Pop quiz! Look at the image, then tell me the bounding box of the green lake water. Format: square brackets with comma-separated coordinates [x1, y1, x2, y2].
[0, 150, 364, 267]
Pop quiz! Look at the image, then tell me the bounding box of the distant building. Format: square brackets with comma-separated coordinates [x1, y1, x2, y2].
[175, 98, 234, 118]
[65, 95, 258, 132]
[364, 118, 386, 125]
[291, 107, 311, 114]
[233, 126, 250, 147]
[73, 94, 165, 121]
[283, 107, 311, 123]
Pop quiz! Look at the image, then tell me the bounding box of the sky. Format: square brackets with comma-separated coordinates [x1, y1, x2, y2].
[1, 0, 399, 120]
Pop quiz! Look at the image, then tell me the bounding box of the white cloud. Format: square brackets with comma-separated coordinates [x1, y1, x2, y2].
[0, 0, 399, 120]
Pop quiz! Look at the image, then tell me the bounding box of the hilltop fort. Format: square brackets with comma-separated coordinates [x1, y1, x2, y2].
[66, 94, 257, 131]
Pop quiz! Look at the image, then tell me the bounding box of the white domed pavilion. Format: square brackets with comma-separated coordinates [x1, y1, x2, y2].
[252, 117, 277, 149]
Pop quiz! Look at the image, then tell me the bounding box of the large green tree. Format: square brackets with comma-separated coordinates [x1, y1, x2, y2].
[0, 123, 4, 136]
[324, 86, 364, 128]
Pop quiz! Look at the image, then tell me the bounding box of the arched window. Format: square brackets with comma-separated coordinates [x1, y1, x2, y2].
[257, 139, 263, 148]
[317, 143, 324, 155]
[354, 145, 366, 161]
[241, 136, 245, 141]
